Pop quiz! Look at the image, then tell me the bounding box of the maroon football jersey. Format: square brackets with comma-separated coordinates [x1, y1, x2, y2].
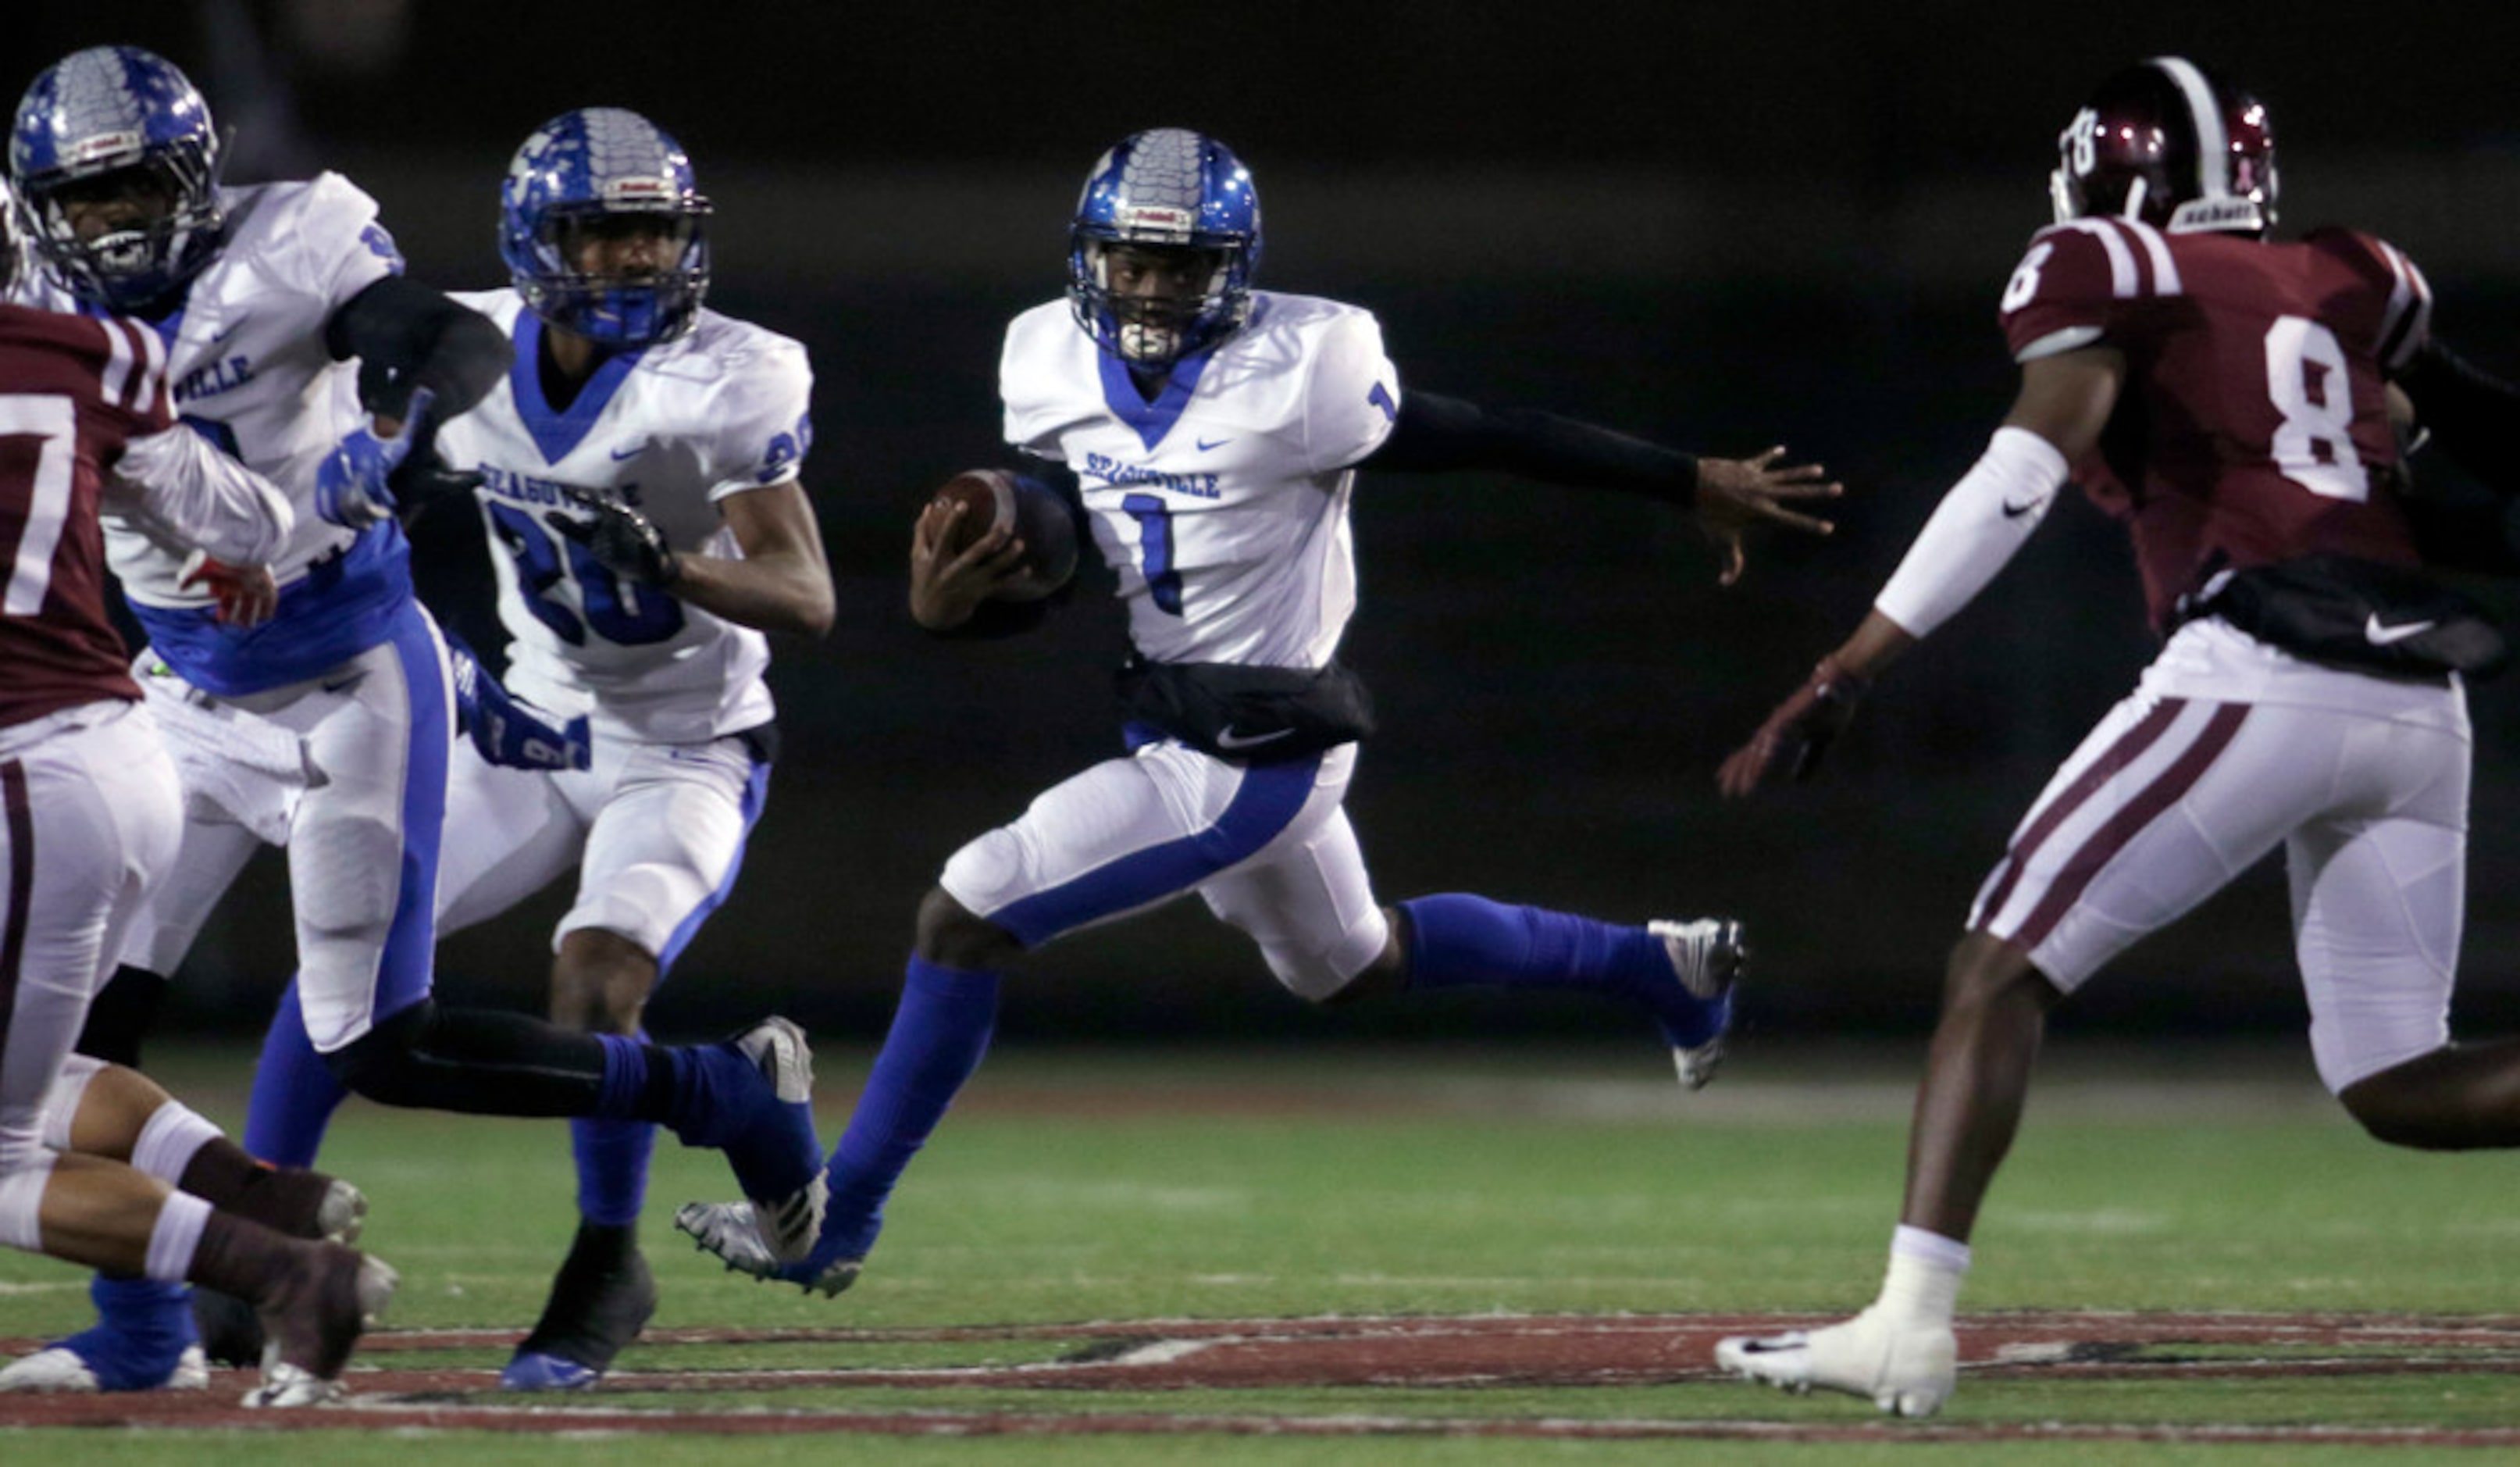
[0, 304, 175, 727]
[1999, 217, 2433, 632]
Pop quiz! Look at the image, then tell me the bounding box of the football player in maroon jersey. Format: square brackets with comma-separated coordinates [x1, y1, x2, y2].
[1713, 56, 2516, 1415]
[0, 187, 400, 1405]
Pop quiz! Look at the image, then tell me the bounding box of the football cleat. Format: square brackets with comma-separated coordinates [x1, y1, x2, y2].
[1714, 1306, 1958, 1418]
[0, 1340, 208, 1394]
[0, 1276, 205, 1393]
[501, 1224, 658, 1392]
[315, 1179, 367, 1245]
[1649, 917, 1745, 1090]
[243, 1247, 396, 1408]
[673, 1201, 864, 1298]
[708, 1018, 828, 1265]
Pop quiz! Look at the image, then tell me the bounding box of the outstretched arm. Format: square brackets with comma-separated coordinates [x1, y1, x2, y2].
[1359, 390, 1839, 584]
[1716, 347, 2123, 797]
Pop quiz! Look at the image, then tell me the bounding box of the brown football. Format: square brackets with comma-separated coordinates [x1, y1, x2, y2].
[929, 468, 1078, 601]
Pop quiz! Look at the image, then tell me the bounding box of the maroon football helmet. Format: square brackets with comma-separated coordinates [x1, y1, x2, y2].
[2050, 56, 2276, 235]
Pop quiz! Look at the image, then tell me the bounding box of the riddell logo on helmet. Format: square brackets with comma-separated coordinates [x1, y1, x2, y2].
[68, 131, 141, 166]
[2168, 197, 2264, 232]
[604, 177, 672, 203]
[1118, 205, 1195, 239]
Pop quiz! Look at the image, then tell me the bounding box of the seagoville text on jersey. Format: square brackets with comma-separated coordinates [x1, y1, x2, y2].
[479, 462, 647, 509]
[1080, 452, 1221, 499]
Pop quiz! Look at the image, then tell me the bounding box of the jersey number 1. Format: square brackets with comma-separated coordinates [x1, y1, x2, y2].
[2264, 316, 2367, 503]
[0, 394, 77, 618]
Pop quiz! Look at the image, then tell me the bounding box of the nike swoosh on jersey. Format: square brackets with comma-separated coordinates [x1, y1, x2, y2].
[1214, 725, 1296, 750]
[2001, 495, 2047, 519]
[610, 441, 647, 461]
[2365, 613, 2438, 646]
[1196, 437, 1232, 452]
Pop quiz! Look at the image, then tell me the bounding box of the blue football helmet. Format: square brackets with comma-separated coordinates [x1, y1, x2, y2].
[1068, 129, 1261, 369]
[9, 46, 227, 312]
[500, 109, 711, 348]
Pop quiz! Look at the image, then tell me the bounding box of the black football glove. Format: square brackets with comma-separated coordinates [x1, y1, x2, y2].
[547, 484, 681, 588]
[1716, 654, 1870, 798]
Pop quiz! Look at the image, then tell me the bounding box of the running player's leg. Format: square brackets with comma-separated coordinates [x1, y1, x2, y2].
[1720, 693, 2336, 1415]
[505, 734, 765, 1389]
[276, 612, 818, 1246]
[678, 741, 1338, 1289]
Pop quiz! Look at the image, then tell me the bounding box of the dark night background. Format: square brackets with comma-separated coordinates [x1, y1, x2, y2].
[15, 2, 2520, 1065]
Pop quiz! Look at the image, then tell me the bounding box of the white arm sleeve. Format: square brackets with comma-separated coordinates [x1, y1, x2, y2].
[1872, 426, 2069, 638]
[107, 424, 296, 567]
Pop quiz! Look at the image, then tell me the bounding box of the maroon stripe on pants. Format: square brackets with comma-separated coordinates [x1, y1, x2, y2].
[0, 759, 30, 1058]
[2011, 702, 2252, 953]
[1978, 698, 2190, 924]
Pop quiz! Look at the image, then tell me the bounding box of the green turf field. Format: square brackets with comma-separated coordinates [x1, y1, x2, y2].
[5, 1037, 2517, 1462]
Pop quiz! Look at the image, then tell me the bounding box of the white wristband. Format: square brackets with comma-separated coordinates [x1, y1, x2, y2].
[1873, 426, 2069, 638]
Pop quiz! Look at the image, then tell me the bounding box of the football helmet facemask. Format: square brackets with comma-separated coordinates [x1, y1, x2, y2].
[2051, 55, 2276, 236]
[9, 46, 227, 312]
[501, 108, 711, 348]
[1068, 128, 1261, 369]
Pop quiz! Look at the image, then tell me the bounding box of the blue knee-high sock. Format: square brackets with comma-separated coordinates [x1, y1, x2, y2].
[573, 1027, 657, 1228]
[243, 976, 351, 1168]
[67, 1276, 198, 1388]
[1399, 893, 1703, 1030]
[816, 956, 1000, 1263]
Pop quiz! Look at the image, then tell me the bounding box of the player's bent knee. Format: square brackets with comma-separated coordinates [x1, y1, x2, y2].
[321, 1001, 438, 1106]
[914, 887, 1020, 969]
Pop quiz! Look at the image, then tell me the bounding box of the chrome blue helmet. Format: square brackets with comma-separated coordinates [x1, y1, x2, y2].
[499, 108, 711, 348]
[9, 46, 226, 312]
[1068, 129, 1260, 369]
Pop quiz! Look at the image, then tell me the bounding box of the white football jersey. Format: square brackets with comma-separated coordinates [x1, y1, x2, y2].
[15, 175, 397, 605]
[1000, 292, 1399, 668]
[433, 290, 812, 744]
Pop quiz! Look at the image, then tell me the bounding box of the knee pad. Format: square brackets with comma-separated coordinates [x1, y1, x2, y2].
[293, 812, 404, 941]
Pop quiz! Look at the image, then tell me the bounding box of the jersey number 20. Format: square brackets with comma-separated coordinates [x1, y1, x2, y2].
[486, 500, 685, 646]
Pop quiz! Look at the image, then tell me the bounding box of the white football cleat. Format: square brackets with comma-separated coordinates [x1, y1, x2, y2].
[0, 1341, 209, 1394]
[1649, 917, 1744, 1090]
[1714, 1306, 1957, 1418]
[315, 1179, 367, 1245]
[673, 1200, 864, 1297]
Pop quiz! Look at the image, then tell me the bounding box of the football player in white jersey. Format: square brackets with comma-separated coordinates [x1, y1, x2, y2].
[232, 109, 833, 1393]
[675, 128, 1839, 1294]
[0, 173, 397, 1408]
[0, 47, 827, 1394]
